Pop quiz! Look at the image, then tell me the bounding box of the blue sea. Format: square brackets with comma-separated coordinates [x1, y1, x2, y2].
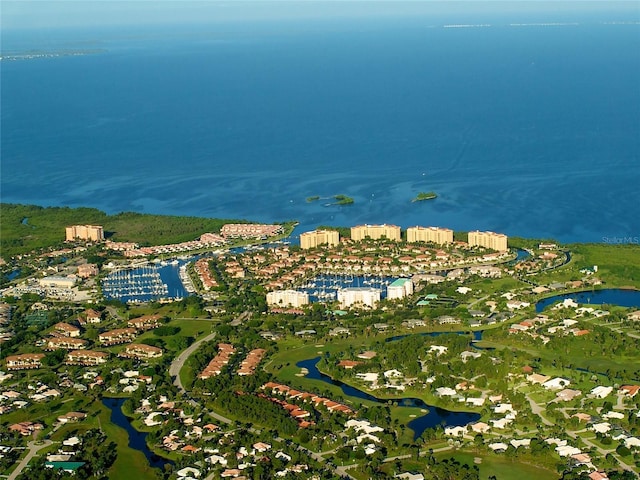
[2, 5, 639, 243]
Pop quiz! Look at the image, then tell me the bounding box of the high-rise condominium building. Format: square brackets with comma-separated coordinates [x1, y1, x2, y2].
[468, 231, 508, 252]
[65, 225, 104, 242]
[351, 224, 401, 242]
[300, 230, 340, 250]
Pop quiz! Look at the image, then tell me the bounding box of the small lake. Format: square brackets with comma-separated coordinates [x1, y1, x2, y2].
[297, 357, 480, 440]
[386, 330, 483, 343]
[102, 398, 171, 470]
[535, 288, 640, 313]
[6, 269, 21, 281]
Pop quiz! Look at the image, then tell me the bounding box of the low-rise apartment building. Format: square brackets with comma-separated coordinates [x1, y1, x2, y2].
[46, 337, 88, 351]
[53, 322, 81, 337]
[120, 343, 163, 359]
[99, 328, 136, 346]
[5, 353, 45, 370]
[66, 350, 109, 366]
[128, 314, 161, 331]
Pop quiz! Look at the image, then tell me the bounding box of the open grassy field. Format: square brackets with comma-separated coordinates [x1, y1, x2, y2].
[439, 451, 559, 480]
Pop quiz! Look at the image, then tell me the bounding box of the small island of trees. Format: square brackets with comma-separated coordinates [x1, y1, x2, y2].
[305, 195, 354, 205]
[333, 194, 354, 205]
[412, 191, 437, 202]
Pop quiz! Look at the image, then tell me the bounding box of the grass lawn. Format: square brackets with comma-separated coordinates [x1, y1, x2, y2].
[439, 451, 559, 480]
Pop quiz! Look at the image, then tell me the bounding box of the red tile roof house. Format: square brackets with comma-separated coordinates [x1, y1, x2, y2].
[620, 385, 640, 397]
[5, 353, 45, 370]
[9, 422, 44, 436]
[338, 360, 363, 369]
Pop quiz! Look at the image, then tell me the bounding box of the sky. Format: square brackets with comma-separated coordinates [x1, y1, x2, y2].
[2, 1, 638, 30]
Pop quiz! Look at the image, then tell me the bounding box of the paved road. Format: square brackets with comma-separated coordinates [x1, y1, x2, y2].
[169, 331, 217, 393]
[523, 392, 554, 426]
[8, 440, 53, 480]
[566, 429, 636, 472]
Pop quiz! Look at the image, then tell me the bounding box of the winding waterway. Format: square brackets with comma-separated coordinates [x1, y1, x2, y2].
[296, 357, 480, 440]
[102, 398, 171, 470]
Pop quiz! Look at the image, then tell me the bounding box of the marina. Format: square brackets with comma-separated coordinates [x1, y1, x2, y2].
[101, 259, 195, 303]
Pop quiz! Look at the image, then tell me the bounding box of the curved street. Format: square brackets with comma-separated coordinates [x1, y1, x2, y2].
[8, 440, 54, 480]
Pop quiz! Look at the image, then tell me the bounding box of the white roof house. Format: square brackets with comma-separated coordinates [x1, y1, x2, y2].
[590, 386, 613, 398]
[543, 377, 570, 390]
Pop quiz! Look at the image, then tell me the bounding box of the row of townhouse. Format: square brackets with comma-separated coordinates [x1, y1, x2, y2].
[262, 382, 354, 415]
[121, 233, 227, 257]
[220, 223, 283, 239]
[194, 258, 218, 290]
[237, 348, 266, 376]
[200, 344, 236, 379]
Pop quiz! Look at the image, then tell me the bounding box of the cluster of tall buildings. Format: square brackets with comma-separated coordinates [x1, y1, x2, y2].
[300, 224, 507, 251]
[65, 225, 104, 242]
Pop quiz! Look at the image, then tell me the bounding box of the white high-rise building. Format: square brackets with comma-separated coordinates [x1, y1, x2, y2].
[337, 287, 381, 309]
[266, 290, 309, 308]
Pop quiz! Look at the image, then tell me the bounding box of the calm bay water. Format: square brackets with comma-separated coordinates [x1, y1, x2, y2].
[2, 11, 639, 243]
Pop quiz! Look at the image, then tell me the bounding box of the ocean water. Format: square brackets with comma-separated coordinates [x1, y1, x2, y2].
[2, 10, 639, 243]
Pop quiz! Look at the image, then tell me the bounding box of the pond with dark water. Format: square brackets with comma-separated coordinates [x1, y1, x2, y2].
[297, 357, 480, 440]
[102, 397, 171, 470]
